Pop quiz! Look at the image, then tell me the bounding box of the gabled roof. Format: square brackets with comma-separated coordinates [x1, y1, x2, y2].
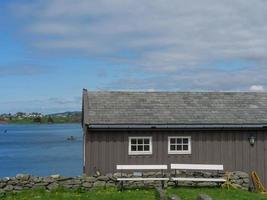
[82, 89, 267, 127]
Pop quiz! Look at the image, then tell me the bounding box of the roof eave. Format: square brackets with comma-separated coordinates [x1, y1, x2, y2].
[86, 123, 267, 129]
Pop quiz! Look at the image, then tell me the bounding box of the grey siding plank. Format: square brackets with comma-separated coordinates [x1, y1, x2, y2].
[257, 131, 265, 187]
[264, 132, 267, 186]
[86, 128, 267, 185]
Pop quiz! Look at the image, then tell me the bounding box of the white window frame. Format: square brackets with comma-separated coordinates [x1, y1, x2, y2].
[168, 136, 191, 154]
[128, 136, 152, 155]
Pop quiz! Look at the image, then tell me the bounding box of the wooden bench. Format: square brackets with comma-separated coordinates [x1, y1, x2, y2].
[170, 164, 226, 185]
[116, 165, 169, 189]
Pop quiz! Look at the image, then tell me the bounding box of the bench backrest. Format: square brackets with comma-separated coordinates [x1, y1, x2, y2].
[117, 165, 168, 170]
[170, 164, 223, 171]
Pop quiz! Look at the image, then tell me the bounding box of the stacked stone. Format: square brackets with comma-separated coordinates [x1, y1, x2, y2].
[227, 171, 249, 190]
[166, 170, 249, 189]
[0, 171, 250, 193]
[0, 174, 116, 193]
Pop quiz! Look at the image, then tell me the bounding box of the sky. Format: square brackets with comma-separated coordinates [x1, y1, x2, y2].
[0, 0, 267, 114]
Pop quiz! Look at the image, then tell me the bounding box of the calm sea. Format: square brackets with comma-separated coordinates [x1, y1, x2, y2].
[0, 123, 82, 177]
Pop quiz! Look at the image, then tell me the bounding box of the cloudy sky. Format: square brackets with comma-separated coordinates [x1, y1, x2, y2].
[1, 0, 267, 113]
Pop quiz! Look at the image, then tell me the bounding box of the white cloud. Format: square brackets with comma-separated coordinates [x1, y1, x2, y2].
[249, 85, 265, 92]
[13, 1, 267, 64]
[9, 0, 267, 90]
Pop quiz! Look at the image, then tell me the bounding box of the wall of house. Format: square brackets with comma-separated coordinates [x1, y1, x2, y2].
[84, 128, 267, 186]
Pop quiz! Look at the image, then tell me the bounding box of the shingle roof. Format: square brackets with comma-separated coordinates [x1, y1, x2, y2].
[83, 90, 267, 125]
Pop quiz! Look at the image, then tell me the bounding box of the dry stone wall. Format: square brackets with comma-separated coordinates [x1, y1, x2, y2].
[0, 171, 249, 193]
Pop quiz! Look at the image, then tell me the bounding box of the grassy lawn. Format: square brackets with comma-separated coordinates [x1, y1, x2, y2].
[167, 187, 267, 200]
[0, 188, 155, 200]
[2, 187, 267, 200]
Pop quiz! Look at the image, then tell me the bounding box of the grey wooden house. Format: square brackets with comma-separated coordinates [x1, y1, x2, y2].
[82, 89, 267, 185]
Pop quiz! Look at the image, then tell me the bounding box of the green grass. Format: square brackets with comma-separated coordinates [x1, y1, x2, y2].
[2, 187, 267, 200]
[167, 187, 267, 200]
[0, 188, 156, 200]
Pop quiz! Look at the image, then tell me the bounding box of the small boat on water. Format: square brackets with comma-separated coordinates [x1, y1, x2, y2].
[67, 136, 76, 141]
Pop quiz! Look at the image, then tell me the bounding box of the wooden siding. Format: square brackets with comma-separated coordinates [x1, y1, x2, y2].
[85, 129, 267, 186]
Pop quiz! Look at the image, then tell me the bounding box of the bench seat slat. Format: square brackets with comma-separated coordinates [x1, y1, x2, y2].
[170, 164, 224, 171]
[117, 165, 168, 170]
[117, 178, 169, 181]
[171, 177, 226, 182]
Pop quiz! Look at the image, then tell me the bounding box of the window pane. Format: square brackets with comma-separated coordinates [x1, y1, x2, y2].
[177, 138, 182, 144]
[144, 145, 150, 151]
[170, 138, 176, 144]
[138, 145, 143, 151]
[183, 145, 188, 150]
[138, 139, 143, 144]
[144, 139, 150, 144]
[131, 139, 136, 144]
[131, 145, 137, 151]
[177, 145, 182, 151]
[183, 138, 188, 144]
[170, 145, 176, 151]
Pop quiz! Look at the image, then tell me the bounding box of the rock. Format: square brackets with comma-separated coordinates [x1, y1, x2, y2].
[13, 186, 23, 191]
[229, 175, 239, 180]
[0, 189, 5, 193]
[202, 172, 212, 178]
[50, 174, 60, 179]
[106, 182, 116, 187]
[84, 176, 96, 182]
[95, 170, 101, 177]
[167, 181, 176, 187]
[235, 171, 249, 178]
[97, 176, 109, 181]
[61, 184, 73, 189]
[232, 183, 242, 189]
[70, 184, 81, 189]
[68, 179, 81, 185]
[113, 172, 127, 178]
[197, 194, 213, 200]
[82, 182, 93, 188]
[243, 178, 249, 183]
[32, 176, 42, 183]
[2, 177, 10, 182]
[43, 177, 55, 183]
[34, 182, 49, 187]
[15, 174, 30, 181]
[106, 173, 116, 181]
[0, 182, 6, 189]
[143, 172, 155, 177]
[197, 182, 218, 187]
[94, 181, 106, 187]
[57, 177, 73, 182]
[168, 194, 182, 200]
[3, 185, 13, 192]
[47, 183, 59, 190]
[24, 183, 33, 188]
[233, 179, 244, 185]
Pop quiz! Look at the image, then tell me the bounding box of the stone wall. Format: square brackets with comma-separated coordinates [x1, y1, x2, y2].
[0, 171, 249, 193]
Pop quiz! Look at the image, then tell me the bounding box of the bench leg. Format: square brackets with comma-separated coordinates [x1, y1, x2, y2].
[161, 180, 164, 189]
[175, 180, 178, 187]
[119, 181, 123, 191]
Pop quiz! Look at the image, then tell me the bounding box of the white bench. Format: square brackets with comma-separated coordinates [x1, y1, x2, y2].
[170, 164, 226, 184]
[116, 165, 169, 189]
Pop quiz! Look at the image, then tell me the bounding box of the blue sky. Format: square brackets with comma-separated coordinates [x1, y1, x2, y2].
[1, 0, 267, 114]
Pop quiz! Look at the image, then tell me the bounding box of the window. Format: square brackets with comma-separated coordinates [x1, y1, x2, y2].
[129, 137, 152, 155]
[168, 136, 191, 154]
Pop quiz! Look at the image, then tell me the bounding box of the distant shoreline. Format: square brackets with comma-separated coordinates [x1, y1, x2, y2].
[0, 120, 81, 125]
